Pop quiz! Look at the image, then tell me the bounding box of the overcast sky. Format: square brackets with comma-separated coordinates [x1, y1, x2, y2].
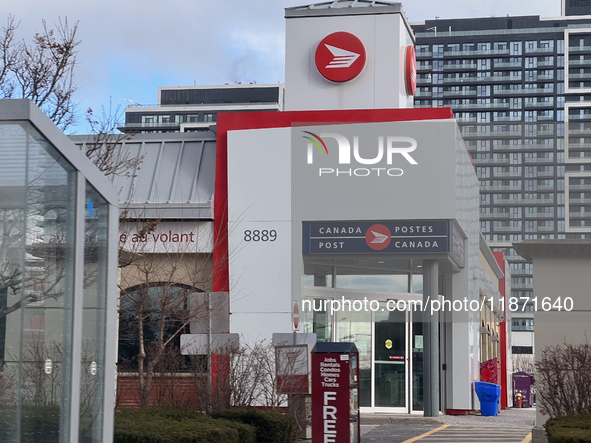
[6, 0, 562, 133]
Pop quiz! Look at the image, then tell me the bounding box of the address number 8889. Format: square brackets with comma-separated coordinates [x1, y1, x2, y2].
[244, 230, 277, 242]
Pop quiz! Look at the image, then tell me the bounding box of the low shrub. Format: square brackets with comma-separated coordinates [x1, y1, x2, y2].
[545, 411, 591, 443]
[114, 406, 256, 443]
[210, 409, 293, 443]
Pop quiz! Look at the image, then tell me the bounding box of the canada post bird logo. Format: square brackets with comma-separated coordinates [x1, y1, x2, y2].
[324, 44, 360, 69]
[365, 224, 391, 250]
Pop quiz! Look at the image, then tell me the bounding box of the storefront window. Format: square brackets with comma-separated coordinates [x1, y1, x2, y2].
[336, 267, 409, 293]
[118, 284, 194, 371]
[337, 310, 371, 406]
[301, 298, 332, 342]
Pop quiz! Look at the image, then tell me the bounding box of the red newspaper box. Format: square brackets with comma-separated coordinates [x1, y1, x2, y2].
[311, 342, 359, 443]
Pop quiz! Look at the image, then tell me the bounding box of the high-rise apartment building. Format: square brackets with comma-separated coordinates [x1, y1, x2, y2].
[411, 11, 591, 347]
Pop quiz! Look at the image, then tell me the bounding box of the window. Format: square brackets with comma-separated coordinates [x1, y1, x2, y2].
[512, 346, 533, 354]
[118, 284, 198, 371]
[511, 42, 522, 55]
[433, 44, 444, 58]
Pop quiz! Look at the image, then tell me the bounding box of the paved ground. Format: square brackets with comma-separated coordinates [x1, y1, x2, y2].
[361, 408, 535, 443]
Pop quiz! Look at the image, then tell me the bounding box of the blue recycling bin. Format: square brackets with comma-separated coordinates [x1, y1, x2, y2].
[474, 381, 501, 416]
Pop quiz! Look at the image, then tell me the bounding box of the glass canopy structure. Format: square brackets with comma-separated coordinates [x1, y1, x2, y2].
[0, 100, 119, 443]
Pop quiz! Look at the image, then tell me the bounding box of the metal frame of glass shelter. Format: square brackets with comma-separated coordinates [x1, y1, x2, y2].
[0, 100, 119, 443]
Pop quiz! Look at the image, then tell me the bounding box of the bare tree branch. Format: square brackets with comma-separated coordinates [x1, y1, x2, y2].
[4, 16, 81, 130]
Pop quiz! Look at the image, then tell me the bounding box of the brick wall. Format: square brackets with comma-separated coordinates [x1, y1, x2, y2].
[116, 373, 201, 410]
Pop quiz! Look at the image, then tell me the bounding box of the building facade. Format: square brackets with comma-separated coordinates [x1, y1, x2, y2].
[70, 130, 216, 409]
[411, 13, 591, 365]
[210, 0, 507, 416]
[118, 84, 284, 133]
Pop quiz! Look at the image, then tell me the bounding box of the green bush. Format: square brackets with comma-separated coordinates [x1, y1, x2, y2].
[210, 409, 293, 443]
[114, 406, 256, 443]
[545, 412, 591, 443]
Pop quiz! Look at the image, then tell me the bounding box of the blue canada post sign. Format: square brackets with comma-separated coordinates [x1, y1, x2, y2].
[303, 220, 465, 265]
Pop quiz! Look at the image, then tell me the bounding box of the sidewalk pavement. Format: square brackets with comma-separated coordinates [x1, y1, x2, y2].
[361, 407, 536, 440]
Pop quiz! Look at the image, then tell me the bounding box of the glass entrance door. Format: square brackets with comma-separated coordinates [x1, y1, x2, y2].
[304, 287, 437, 412]
[374, 309, 406, 409]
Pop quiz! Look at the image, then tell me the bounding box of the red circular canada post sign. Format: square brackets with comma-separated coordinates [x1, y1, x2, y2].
[365, 224, 392, 251]
[315, 32, 367, 83]
[293, 301, 300, 330]
[405, 45, 417, 96]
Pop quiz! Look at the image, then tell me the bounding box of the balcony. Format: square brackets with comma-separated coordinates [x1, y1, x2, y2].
[525, 212, 555, 218]
[538, 74, 554, 80]
[480, 185, 520, 191]
[494, 143, 553, 150]
[538, 60, 555, 67]
[417, 78, 432, 84]
[568, 129, 591, 135]
[569, 142, 591, 148]
[525, 101, 554, 108]
[510, 269, 534, 275]
[569, 184, 591, 190]
[494, 171, 522, 177]
[511, 324, 535, 331]
[416, 51, 433, 58]
[415, 91, 432, 97]
[568, 73, 591, 79]
[569, 198, 591, 204]
[569, 59, 591, 66]
[450, 103, 510, 109]
[537, 226, 555, 232]
[568, 114, 591, 120]
[473, 158, 511, 165]
[492, 226, 523, 232]
[444, 75, 522, 84]
[481, 212, 511, 217]
[481, 131, 522, 137]
[444, 90, 477, 96]
[569, 212, 591, 218]
[444, 49, 509, 56]
[118, 122, 180, 130]
[417, 64, 432, 71]
[495, 88, 554, 94]
[494, 62, 522, 68]
[525, 47, 554, 54]
[525, 156, 554, 163]
[494, 116, 523, 122]
[493, 198, 554, 204]
[444, 63, 477, 70]
[456, 117, 477, 123]
[569, 46, 591, 52]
